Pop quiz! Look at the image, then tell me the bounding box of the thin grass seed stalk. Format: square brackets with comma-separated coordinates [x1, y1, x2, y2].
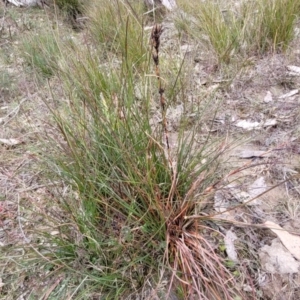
[149, 23, 248, 299]
[151, 24, 173, 173]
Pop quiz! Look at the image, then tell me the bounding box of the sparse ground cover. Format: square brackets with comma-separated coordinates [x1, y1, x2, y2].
[0, 0, 300, 299]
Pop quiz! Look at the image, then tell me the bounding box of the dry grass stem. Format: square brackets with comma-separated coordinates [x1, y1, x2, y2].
[151, 24, 172, 167]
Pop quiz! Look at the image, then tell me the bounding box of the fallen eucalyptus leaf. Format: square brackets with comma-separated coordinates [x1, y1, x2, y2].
[264, 221, 300, 261]
[50, 231, 60, 236]
[224, 229, 239, 262]
[235, 120, 260, 130]
[278, 89, 299, 99]
[0, 138, 22, 146]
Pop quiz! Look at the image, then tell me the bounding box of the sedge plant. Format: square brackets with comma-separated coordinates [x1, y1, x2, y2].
[6, 1, 258, 299]
[41, 17, 246, 300]
[175, 0, 242, 65]
[21, 30, 61, 79]
[54, 0, 84, 18]
[243, 0, 300, 54]
[1, 1, 297, 298]
[176, 0, 300, 65]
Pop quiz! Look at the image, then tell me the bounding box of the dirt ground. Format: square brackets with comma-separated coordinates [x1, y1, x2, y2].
[0, 2, 300, 299]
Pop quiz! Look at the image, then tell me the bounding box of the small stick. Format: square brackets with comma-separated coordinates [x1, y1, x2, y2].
[17, 193, 30, 243]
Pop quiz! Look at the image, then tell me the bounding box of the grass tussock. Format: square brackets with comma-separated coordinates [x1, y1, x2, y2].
[176, 0, 300, 64]
[18, 2, 247, 298]
[54, 0, 85, 17]
[21, 30, 61, 78]
[176, 1, 240, 64]
[248, 0, 299, 53]
[45, 34, 236, 299]
[86, 0, 148, 69]
[6, 0, 295, 298]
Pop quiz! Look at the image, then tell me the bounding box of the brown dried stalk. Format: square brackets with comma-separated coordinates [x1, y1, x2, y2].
[150, 24, 171, 162]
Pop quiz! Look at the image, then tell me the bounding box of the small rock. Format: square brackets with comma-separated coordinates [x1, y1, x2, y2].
[259, 239, 300, 274]
[248, 176, 267, 204]
[214, 190, 230, 213]
[264, 91, 273, 103]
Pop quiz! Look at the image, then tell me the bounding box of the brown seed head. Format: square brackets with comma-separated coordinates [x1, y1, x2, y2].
[151, 24, 163, 66]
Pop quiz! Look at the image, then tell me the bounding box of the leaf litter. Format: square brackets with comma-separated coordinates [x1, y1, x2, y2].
[264, 221, 300, 261]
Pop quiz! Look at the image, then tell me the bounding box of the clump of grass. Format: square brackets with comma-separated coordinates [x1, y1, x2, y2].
[0, 70, 16, 102]
[39, 19, 247, 300]
[195, 4, 240, 64]
[175, 0, 242, 64]
[7, 1, 259, 298]
[54, 0, 84, 18]
[176, 0, 300, 64]
[21, 31, 61, 78]
[86, 0, 147, 69]
[245, 0, 300, 54]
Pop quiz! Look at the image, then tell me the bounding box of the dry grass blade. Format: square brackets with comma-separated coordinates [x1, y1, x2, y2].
[166, 204, 247, 299]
